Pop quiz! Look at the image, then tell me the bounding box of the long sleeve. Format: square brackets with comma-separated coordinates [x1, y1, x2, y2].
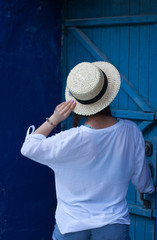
[131, 130, 155, 194]
[21, 125, 82, 168]
[21, 125, 60, 168]
[21, 133, 53, 166]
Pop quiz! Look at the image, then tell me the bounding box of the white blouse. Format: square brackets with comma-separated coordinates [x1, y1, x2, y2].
[21, 119, 154, 234]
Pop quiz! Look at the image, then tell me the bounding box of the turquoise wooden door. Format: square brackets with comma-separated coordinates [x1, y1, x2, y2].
[62, 1, 156, 239]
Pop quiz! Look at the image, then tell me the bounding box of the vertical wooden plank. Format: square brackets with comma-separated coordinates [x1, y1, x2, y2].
[92, 27, 102, 58]
[128, 24, 140, 111]
[118, 26, 129, 110]
[91, 0, 102, 18]
[128, 1, 142, 240]
[149, 24, 157, 109]
[101, 27, 112, 62]
[139, 0, 151, 14]
[145, 218, 155, 240]
[83, 28, 96, 62]
[138, 0, 151, 104]
[67, 30, 75, 72]
[147, 4, 157, 239]
[150, 0, 157, 14]
[135, 216, 145, 240]
[129, 0, 140, 15]
[148, 7, 157, 224]
[101, 0, 114, 17]
[129, 214, 136, 240]
[97, 25, 119, 110]
[117, 0, 130, 111]
[68, 29, 94, 71]
[66, 0, 103, 19]
[128, 0, 140, 110]
[75, 28, 96, 63]
[109, 26, 120, 109]
[138, 25, 149, 102]
[127, 181, 136, 205]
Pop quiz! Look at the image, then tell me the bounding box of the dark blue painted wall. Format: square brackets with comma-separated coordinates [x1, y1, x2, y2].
[0, 1, 62, 239]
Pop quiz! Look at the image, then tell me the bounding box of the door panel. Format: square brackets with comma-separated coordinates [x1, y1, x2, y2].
[63, 1, 156, 239]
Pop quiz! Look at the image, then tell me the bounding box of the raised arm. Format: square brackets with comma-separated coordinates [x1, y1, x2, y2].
[33, 100, 76, 136]
[20, 100, 76, 167]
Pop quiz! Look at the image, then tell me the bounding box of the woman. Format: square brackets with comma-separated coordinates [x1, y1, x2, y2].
[21, 62, 154, 240]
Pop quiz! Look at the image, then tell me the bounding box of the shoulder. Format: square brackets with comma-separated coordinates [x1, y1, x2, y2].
[59, 126, 81, 136]
[120, 119, 139, 129]
[48, 127, 85, 159]
[53, 126, 82, 141]
[119, 119, 142, 137]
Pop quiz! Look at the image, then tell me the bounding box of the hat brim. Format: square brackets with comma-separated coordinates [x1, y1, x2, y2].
[65, 61, 121, 116]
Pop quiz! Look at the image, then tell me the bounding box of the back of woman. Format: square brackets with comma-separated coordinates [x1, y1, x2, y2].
[21, 62, 154, 240]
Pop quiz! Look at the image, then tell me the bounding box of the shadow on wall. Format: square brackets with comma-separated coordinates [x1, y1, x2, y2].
[0, 0, 62, 239]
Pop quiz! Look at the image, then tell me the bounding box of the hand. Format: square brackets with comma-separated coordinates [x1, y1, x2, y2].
[33, 100, 76, 136]
[50, 100, 76, 125]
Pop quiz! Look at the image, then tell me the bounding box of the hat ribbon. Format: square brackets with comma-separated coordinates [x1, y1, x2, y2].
[71, 70, 108, 105]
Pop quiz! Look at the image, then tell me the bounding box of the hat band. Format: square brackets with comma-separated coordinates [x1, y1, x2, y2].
[73, 70, 108, 105]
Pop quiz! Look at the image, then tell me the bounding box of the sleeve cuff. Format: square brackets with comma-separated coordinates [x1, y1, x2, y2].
[147, 184, 155, 194]
[25, 125, 46, 141]
[26, 134, 46, 141]
[141, 180, 155, 194]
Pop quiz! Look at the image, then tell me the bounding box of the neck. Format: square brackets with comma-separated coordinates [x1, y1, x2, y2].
[84, 115, 116, 129]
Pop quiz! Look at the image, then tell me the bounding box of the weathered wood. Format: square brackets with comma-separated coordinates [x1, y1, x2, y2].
[111, 110, 155, 120]
[69, 27, 155, 112]
[65, 15, 157, 27]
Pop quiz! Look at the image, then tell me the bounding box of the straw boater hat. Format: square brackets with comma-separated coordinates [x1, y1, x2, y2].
[65, 61, 121, 116]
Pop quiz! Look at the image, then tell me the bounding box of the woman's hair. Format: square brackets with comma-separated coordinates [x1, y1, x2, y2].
[73, 105, 112, 127]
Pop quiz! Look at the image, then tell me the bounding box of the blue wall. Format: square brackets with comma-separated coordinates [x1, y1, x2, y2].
[0, 1, 62, 239]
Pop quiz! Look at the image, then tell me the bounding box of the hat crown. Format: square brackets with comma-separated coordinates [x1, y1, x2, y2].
[67, 62, 104, 101]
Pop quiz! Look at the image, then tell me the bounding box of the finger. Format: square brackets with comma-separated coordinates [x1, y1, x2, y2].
[56, 101, 67, 109]
[57, 100, 71, 109]
[57, 100, 74, 111]
[60, 101, 76, 115]
[62, 102, 76, 117]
